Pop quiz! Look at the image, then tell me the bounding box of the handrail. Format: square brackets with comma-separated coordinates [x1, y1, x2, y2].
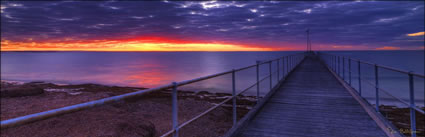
[318, 52, 424, 137]
[1, 52, 306, 134]
[160, 68, 278, 137]
[361, 75, 425, 115]
[161, 53, 305, 137]
[321, 53, 424, 78]
[0, 83, 174, 129]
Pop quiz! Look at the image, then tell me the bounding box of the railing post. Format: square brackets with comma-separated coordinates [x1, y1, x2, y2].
[334, 56, 336, 72]
[269, 61, 272, 90]
[333, 56, 336, 72]
[289, 56, 292, 71]
[358, 61, 362, 96]
[330, 55, 332, 70]
[374, 65, 379, 112]
[289, 56, 291, 71]
[286, 56, 288, 74]
[328, 55, 333, 66]
[172, 82, 178, 137]
[330, 56, 332, 68]
[282, 57, 285, 79]
[277, 58, 280, 81]
[290, 56, 292, 71]
[343, 57, 345, 81]
[291, 56, 293, 70]
[349, 58, 352, 86]
[328, 56, 333, 67]
[338, 56, 340, 76]
[408, 72, 416, 137]
[256, 61, 260, 102]
[232, 69, 237, 127]
[291, 56, 295, 70]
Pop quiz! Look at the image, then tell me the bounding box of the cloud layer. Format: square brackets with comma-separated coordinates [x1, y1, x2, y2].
[1, 1, 424, 51]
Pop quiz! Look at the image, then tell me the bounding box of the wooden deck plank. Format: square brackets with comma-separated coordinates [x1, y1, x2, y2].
[235, 56, 387, 137]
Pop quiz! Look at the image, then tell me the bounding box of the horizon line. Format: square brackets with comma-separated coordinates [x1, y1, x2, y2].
[1, 49, 423, 52]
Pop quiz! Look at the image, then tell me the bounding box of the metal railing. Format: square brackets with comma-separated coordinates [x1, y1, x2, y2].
[1, 52, 306, 137]
[318, 52, 424, 137]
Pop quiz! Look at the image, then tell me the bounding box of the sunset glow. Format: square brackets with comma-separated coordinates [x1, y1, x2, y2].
[1, 1, 424, 51]
[376, 46, 401, 50]
[0, 37, 278, 51]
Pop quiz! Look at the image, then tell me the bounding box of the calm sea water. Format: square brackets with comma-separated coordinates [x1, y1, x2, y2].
[1, 50, 423, 106]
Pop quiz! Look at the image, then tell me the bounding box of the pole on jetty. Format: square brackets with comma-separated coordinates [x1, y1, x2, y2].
[269, 61, 272, 90]
[338, 56, 340, 76]
[408, 72, 416, 137]
[289, 56, 291, 71]
[232, 70, 237, 127]
[282, 57, 285, 79]
[349, 58, 352, 86]
[334, 56, 336, 72]
[343, 57, 345, 81]
[277, 59, 280, 81]
[374, 65, 380, 112]
[172, 82, 179, 137]
[286, 57, 289, 74]
[256, 61, 260, 102]
[358, 61, 362, 96]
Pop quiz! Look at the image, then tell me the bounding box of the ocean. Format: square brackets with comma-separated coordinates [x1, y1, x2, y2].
[1, 50, 424, 106]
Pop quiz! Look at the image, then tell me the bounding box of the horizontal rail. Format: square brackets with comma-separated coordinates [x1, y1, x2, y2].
[321, 53, 425, 114]
[362, 78, 424, 114]
[161, 70, 281, 136]
[177, 70, 233, 87]
[413, 106, 425, 114]
[161, 96, 234, 137]
[321, 53, 424, 78]
[362, 78, 410, 107]
[1, 84, 174, 129]
[1, 52, 305, 130]
[177, 96, 233, 132]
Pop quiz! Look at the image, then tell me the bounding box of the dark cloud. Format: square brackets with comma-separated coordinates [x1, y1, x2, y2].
[1, 1, 424, 49]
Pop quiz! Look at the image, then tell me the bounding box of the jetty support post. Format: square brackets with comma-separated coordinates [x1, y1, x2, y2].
[172, 82, 179, 137]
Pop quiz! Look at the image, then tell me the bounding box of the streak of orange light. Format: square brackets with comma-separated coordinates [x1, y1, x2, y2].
[0, 37, 289, 51]
[407, 31, 425, 37]
[375, 46, 401, 50]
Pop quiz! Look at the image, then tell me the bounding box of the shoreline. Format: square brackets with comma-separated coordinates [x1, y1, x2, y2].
[1, 81, 423, 137]
[1, 81, 256, 137]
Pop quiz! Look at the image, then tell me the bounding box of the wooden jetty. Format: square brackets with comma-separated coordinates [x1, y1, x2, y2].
[232, 55, 389, 137]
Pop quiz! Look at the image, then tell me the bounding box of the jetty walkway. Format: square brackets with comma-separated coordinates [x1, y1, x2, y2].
[233, 55, 387, 137]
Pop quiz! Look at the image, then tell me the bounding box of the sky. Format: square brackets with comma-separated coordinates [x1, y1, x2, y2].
[1, 1, 424, 51]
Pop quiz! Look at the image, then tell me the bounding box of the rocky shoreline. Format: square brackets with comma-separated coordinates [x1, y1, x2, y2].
[1, 81, 257, 137]
[379, 105, 425, 137]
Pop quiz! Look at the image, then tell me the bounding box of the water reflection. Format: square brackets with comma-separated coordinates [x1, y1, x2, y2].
[1, 51, 297, 89]
[1, 51, 423, 105]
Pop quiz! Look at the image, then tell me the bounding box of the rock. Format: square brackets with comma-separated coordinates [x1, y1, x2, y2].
[215, 93, 232, 96]
[196, 91, 210, 95]
[1, 87, 44, 97]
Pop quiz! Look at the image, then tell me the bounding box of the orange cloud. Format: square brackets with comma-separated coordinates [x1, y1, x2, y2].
[407, 31, 425, 37]
[332, 45, 353, 49]
[376, 46, 400, 50]
[0, 37, 284, 51]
